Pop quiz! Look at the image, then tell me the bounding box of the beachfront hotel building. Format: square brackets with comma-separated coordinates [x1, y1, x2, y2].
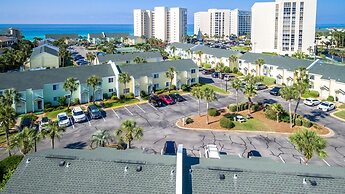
[251, 0, 317, 56]
[194, 9, 251, 37]
[133, 7, 187, 43]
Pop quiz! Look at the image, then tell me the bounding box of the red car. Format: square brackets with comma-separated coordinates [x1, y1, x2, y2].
[159, 95, 175, 105]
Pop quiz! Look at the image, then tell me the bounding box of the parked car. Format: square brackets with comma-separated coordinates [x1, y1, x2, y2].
[149, 95, 164, 107]
[205, 144, 220, 159]
[235, 115, 246, 123]
[159, 95, 175, 105]
[20, 117, 34, 131]
[269, 87, 281, 96]
[255, 83, 267, 90]
[318, 102, 336, 112]
[169, 93, 185, 102]
[87, 105, 102, 119]
[303, 98, 321, 106]
[72, 106, 87, 123]
[57, 112, 71, 127]
[224, 74, 235, 81]
[39, 117, 50, 131]
[247, 150, 262, 158]
[211, 72, 219, 78]
[161, 141, 177, 155]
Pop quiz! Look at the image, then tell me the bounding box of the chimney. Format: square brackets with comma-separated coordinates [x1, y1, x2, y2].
[175, 144, 184, 194]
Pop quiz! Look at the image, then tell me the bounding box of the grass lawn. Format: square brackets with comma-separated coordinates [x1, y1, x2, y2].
[200, 84, 229, 95]
[233, 119, 271, 131]
[231, 46, 251, 52]
[334, 110, 345, 120]
[338, 104, 345, 109]
[103, 98, 140, 108]
[261, 76, 276, 86]
[302, 90, 320, 99]
[46, 109, 70, 120]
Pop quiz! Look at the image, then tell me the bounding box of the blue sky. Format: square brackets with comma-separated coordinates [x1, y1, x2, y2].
[0, 0, 343, 24]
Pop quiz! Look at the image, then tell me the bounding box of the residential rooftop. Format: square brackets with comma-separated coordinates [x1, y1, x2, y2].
[309, 60, 345, 83]
[191, 45, 242, 58]
[31, 44, 59, 58]
[45, 34, 79, 40]
[169, 42, 196, 50]
[97, 51, 162, 64]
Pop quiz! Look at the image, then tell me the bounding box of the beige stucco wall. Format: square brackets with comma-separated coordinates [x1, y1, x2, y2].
[30, 53, 60, 69]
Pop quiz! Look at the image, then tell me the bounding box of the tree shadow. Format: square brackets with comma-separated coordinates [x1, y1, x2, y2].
[303, 109, 329, 122]
[262, 98, 277, 105]
[64, 141, 88, 149]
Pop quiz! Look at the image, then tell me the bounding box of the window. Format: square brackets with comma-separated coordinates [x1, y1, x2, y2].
[309, 75, 315, 80]
[109, 89, 114, 93]
[191, 78, 196, 83]
[153, 73, 159, 79]
[52, 84, 58, 90]
[108, 78, 114, 83]
[165, 82, 170, 87]
[53, 97, 58, 101]
[123, 88, 130, 94]
[154, 84, 159, 89]
[191, 69, 196, 74]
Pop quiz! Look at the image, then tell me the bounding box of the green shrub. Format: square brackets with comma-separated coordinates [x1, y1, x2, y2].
[264, 106, 277, 121]
[185, 117, 194, 124]
[302, 119, 313, 128]
[140, 90, 148, 98]
[280, 112, 290, 123]
[220, 117, 235, 129]
[44, 107, 54, 112]
[119, 94, 126, 100]
[103, 93, 109, 100]
[73, 98, 80, 105]
[251, 104, 260, 112]
[302, 90, 320, 98]
[223, 66, 232, 73]
[237, 72, 243, 76]
[295, 118, 303, 126]
[327, 96, 335, 102]
[202, 63, 212, 69]
[232, 67, 239, 74]
[228, 105, 238, 112]
[181, 84, 190, 92]
[126, 93, 135, 99]
[111, 95, 119, 100]
[44, 102, 52, 109]
[208, 108, 219, 117]
[170, 85, 177, 90]
[58, 96, 67, 106]
[0, 155, 23, 181]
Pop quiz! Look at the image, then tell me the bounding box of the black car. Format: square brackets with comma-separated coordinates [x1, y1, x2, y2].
[20, 117, 34, 131]
[211, 72, 219, 78]
[169, 93, 185, 102]
[247, 150, 262, 158]
[162, 141, 177, 155]
[87, 105, 102, 119]
[149, 95, 163, 107]
[270, 87, 281, 96]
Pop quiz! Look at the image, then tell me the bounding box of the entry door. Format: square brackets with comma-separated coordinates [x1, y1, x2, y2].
[37, 100, 43, 110]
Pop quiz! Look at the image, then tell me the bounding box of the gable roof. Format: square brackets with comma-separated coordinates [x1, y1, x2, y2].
[191, 45, 242, 58]
[97, 51, 162, 64]
[118, 59, 197, 79]
[2, 148, 176, 194]
[169, 42, 196, 50]
[0, 64, 114, 91]
[309, 61, 345, 83]
[31, 44, 59, 58]
[240, 52, 314, 71]
[45, 34, 78, 40]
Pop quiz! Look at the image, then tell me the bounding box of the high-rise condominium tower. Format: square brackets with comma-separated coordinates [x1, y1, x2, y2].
[251, 0, 317, 55]
[133, 7, 187, 43]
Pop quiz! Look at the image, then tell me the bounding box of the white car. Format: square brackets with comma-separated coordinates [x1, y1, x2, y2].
[303, 98, 321, 106]
[205, 145, 220, 159]
[72, 106, 87, 123]
[235, 115, 246, 123]
[318, 102, 336, 112]
[57, 112, 71, 127]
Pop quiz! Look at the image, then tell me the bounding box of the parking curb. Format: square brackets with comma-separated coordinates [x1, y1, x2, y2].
[175, 119, 335, 138]
[103, 100, 148, 111]
[330, 110, 345, 123]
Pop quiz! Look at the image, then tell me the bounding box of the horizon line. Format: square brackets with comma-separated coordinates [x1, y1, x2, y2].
[1, 23, 345, 25]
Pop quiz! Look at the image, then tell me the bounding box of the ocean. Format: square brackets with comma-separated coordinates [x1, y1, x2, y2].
[0, 24, 344, 41]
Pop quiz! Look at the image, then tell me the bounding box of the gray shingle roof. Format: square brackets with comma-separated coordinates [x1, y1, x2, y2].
[188, 155, 345, 194]
[240, 52, 314, 71]
[0, 64, 114, 91]
[309, 61, 345, 83]
[97, 52, 162, 64]
[89, 33, 104, 39]
[169, 42, 196, 50]
[191, 45, 242, 58]
[118, 59, 198, 79]
[45, 34, 79, 40]
[2, 148, 176, 194]
[105, 33, 129, 38]
[31, 44, 59, 58]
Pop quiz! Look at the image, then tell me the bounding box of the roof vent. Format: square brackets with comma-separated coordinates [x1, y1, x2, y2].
[124, 166, 128, 172]
[303, 178, 307, 185]
[170, 169, 175, 175]
[233, 174, 238, 179]
[219, 173, 225, 180]
[309, 180, 317, 186]
[66, 162, 71, 168]
[26, 158, 31, 164]
[136, 165, 142, 172]
[59, 161, 66, 167]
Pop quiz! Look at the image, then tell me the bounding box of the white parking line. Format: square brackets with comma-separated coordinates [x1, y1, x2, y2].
[279, 155, 286, 163]
[322, 159, 331, 167]
[102, 116, 106, 122]
[300, 157, 308, 165]
[112, 109, 120, 119]
[69, 118, 75, 129]
[86, 116, 91, 127]
[136, 104, 146, 113]
[124, 106, 134, 116]
[238, 153, 243, 158]
[148, 103, 158, 111]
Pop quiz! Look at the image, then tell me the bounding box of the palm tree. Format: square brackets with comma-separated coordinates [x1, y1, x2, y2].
[170, 45, 177, 56]
[10, 127, 34, 155]
[90, 130, 111, 149]
[114, 120, 143, 149]
[165, 67, 175, 93]
[86, 52, 96, 64]
[42, 122, 65, 149]
[87, 75, 102, 104]
[231, 78, 242, 112]
[29, 128, 44, 152]
[203, 88, 217, 125]
[0, 104, 17, 156]
[196, 50, 204, 66]
[1, 88, 20, 107]
[186, 49, 192, 58]
[59, 47, 68, 67]
[255, 58, 265, 77]
[229, 55, 238, 70]
[63, 77, 79, 109]
[289, 128, 327, 164]
[133, 56, 147, 64]
[118, 72, 131, 94]
[280, 86, 298, 128]
[270, 104, 284, 123]
[243, 74, 257, 113]
[293, 68, 309, 123]
[191, 86, 204, 116]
